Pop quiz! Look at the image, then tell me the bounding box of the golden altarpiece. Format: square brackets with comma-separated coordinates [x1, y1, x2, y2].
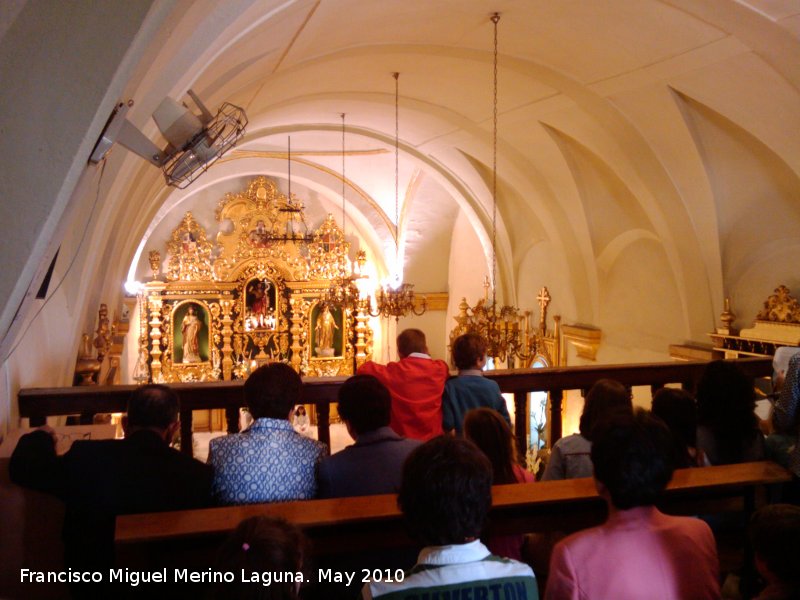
[135, 177, 373, 400]
[709, 285, 800, 358]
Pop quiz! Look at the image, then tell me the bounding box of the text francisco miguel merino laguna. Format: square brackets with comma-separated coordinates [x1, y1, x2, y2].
[21, 567, 404, 587]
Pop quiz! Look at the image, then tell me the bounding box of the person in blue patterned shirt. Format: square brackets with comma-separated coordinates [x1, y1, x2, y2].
[208, 362, 327, 505]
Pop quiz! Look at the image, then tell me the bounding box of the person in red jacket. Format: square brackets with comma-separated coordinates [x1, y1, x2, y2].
[358, 328, 449, 441]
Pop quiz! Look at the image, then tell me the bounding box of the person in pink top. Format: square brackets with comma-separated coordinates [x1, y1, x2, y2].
[545, 410, 720, 600]
[357, 328, 449, 441]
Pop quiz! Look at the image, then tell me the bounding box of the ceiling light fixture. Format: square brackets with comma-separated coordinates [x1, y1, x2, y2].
[322, 113, 363, 312]
[365, 72, 426, 321]
[450, 13, 536, 366]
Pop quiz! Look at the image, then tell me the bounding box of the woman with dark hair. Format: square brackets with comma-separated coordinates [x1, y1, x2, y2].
[464, 407, 530, 485]
[463, 407, 534, 560]
[212, 515, 308, 600]
[542, 379, 632, 480]
[696, 360, 765, 465]
[545, 411, 720, 599]
[651, 387, 706, 468]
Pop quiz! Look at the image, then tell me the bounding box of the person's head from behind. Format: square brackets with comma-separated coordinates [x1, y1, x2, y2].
[651, 387, 698, 468]
[697, 359, 756, 425]
[452, 332, 488, 371]
[337, 375, 391, 438]
[245, 363, 302, 420]
[750, 504, 800, 592]
[463, 407, 518, 485]
[213, 516, 307, 600]
[696, 359, 758, 463]
[591, 409, 674, 510]
[397, 328, 427, 359]
[123, 384, 179, 441]
[398, 436, 492, 546]
[579, 378, 633, 440]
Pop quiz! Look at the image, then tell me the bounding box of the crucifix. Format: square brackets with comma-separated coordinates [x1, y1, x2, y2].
[537, 286, 551, 333]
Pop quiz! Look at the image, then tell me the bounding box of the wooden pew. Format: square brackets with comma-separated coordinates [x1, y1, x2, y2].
[115, 462, 790, 563]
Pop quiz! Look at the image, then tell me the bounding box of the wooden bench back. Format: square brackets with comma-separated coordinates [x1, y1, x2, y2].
[116, 461, 790, 559]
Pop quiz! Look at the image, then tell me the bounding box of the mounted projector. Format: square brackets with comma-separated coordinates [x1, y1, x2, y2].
[90, 90, 247, 189]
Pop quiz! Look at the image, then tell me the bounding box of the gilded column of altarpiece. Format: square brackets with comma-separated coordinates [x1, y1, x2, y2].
[139, 176, 372, 385]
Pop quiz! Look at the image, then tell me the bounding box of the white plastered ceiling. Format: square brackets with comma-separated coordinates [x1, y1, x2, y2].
[1, 0, 800, 432]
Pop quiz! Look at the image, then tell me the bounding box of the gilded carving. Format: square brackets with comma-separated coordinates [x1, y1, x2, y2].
[710, 285, 800, 355]
[138, 175, 373, 384]
[449, 286, 564, 367]
[757, 285, 800, 324]
[213, 176, 309, 281]
[148, 250, 161, 280]
[165, 212, 214, 281]
[93, 304, 112, 362]
[307, 215, 351, 280]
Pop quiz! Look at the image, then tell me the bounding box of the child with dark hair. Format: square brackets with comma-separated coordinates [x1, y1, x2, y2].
[212, 516, 308, 600]
[545, 410, 720, 600]
[651, 387, 705, 468]
[697, 360, 765, 465]
[464, 407, 534, 560]
[750, 504, 800, 600]
[443, 333, 511, 434]
[361, 436, 539, 599]
[542, 378, 632, 480]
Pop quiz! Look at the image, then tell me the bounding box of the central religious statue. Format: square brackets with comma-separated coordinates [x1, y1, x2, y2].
[315, 304, 338, 356]
[181, 305, 202, 363]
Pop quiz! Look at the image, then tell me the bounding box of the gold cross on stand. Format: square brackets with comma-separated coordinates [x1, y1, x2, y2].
[536, 286, 551, 332]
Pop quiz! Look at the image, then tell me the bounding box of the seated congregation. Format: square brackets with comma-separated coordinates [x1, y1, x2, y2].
[8, 329, 800, 599]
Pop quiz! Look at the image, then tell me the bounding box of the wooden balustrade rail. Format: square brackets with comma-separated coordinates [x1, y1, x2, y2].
[18, 357, 772, 457]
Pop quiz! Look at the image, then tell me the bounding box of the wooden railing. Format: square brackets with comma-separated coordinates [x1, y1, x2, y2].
[17, 357, 772, 457]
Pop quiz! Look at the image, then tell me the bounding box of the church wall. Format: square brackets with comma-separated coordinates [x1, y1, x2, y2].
[0, 159, 148, 433]
[0, 0, 160, 354]
[445, 211, 490, 352]
[597, 238, 683, 363]
[675, 90, 800, 326]
[604, 82, 723, 333]
[401, 174, 461, 359]
[515, 240, 576, 328]
[0, 1, 168, 434]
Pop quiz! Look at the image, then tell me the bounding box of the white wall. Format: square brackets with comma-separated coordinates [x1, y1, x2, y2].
[0, 0, 166, 436]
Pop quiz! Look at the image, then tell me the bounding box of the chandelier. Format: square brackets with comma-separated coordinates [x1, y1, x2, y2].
[453, 13, 535, 366]
[322, 114, 364, 313]
[364, 72, 427, 320]
[262, 136, 314, 245]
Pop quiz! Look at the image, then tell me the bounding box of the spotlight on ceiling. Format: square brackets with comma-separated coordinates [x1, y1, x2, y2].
[89, 90, 247, 189]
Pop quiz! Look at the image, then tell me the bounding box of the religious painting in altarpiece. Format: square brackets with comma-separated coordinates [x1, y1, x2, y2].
[139, 176, 372, 384]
